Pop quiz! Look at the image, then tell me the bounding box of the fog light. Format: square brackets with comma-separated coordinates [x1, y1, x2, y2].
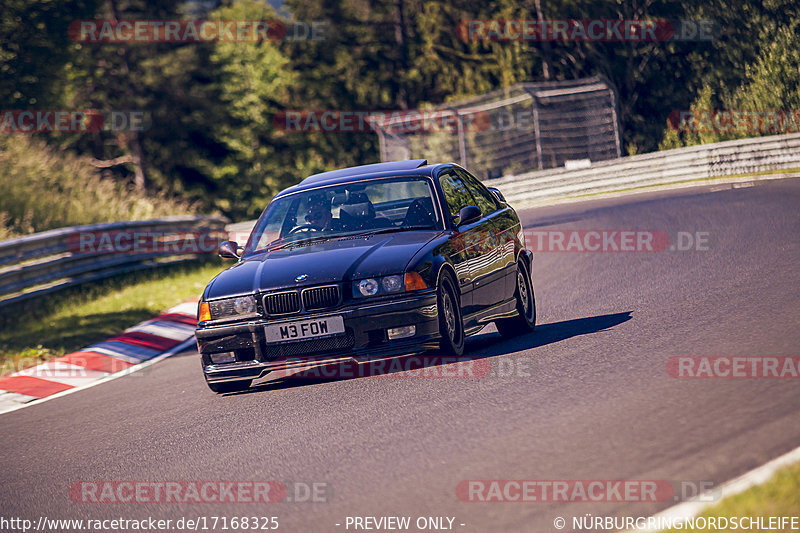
[210, 351, 235, 364]
[387, 325, 416, 340]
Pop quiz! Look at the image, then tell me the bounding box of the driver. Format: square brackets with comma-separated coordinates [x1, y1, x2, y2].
[305, 195, 338, 231]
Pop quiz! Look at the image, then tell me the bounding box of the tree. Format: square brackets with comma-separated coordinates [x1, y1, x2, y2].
[660, 13, 800, 148]
[0, 0, 100, 109]
[203, 0, 299, 217]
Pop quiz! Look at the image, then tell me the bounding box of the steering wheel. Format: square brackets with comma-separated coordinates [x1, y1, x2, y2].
[288, 223, 320, 235]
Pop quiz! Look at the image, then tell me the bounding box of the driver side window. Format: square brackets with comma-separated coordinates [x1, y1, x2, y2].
[439, 172, 476, 219]
[455, 168, 498, 215]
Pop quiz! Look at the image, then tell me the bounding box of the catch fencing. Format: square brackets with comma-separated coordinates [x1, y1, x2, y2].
[372, 76, 621, 179]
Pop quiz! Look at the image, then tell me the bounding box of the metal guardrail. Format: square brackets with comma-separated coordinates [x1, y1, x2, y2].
[0, 216, 229, 308]
[489, 133, 800, 206]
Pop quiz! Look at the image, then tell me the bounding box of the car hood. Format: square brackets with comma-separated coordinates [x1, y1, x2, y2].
[204, 231, 441, 298]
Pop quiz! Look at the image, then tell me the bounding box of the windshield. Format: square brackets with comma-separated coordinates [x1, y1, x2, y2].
[244, 176, 442, 255]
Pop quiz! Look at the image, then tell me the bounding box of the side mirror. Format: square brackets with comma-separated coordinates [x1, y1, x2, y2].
[488, 187, 506, 203]
[456, 205, 482, 228]
[218, 240, 241, 260]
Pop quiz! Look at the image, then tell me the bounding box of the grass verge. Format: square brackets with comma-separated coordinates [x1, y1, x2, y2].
[0, 133, 198, 239]
[665, 461, 800, 532]
[0, 258, 226, 376]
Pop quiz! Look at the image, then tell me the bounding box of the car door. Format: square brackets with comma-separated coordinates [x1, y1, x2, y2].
[454, 168, 511, 307]
[437, 171, 479, 315]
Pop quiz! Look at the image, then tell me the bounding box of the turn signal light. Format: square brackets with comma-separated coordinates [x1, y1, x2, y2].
[198, 301, 211, 322]
[404, 272, 428, 291]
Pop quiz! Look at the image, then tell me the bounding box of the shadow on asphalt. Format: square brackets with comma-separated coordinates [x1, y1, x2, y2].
[222, 311, 632, 396]
[467, 311, 632, 356]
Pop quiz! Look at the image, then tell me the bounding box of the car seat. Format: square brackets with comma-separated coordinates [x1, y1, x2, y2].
[402, 197, 436, 228]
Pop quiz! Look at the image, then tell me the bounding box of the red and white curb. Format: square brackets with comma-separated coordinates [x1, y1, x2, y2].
[0, 301, 197, 415]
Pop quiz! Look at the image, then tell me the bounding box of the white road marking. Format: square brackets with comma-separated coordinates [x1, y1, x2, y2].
[13, 361, 108, 387]
[168, 301, 198, 316]
[621, 444, 800, 532]
[0, 391, 38, 411]
[125, 321, 195, 340]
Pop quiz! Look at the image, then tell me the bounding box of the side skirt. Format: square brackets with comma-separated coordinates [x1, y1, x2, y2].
[463, 297, 518, 336]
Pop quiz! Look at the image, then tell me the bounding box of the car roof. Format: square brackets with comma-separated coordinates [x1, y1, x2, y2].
[274, 159, 453, 198]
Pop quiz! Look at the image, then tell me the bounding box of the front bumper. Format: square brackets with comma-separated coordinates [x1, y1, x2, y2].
[196, 290, 440, 383]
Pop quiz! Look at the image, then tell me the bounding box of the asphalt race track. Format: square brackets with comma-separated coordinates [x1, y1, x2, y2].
[2, 179, 799, 533]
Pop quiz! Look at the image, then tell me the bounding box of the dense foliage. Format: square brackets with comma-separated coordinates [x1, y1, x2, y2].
[0, 134, 194, 239]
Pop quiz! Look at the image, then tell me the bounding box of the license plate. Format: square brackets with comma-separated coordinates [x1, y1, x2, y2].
[264, 316, 345, 343]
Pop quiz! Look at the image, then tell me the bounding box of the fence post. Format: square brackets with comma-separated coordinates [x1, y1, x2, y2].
[532, 95, 544, 170]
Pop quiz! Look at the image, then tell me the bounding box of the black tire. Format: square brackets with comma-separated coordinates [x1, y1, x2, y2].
[496, 260, 536, 338]
[207, 379, 252, 394]
[437, 270, 465, 356]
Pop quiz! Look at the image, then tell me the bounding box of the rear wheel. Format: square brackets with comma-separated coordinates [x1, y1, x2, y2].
[437, 271, 465, 356]
[496, 260, 536, 337]
[207, 379, 252, 394]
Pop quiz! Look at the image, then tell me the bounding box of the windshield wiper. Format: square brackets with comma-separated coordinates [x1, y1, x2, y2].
[267, 231, 367, 251]
[267, 235, 334, 251]
[353, 225, 437, 237]
[263, 226, 436, 251]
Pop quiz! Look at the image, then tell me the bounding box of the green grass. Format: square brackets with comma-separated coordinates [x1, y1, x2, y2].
[665, 461, 800, 532]
[0, 259, 227, 376]
[0, 133, 197, 239]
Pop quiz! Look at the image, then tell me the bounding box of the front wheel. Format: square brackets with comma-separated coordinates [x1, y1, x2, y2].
[437, 271, 465, 356]
[207, 379, 252, 394]
[496, 260, 536, 338]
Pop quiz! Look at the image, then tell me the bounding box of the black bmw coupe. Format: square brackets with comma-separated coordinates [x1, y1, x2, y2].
[196, 159, 535, 393]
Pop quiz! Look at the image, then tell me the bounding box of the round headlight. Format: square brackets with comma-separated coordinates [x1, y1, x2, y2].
[358, 278, 379, 296]
[381, 275, 403, 292]
[233, 296, 256, 314]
